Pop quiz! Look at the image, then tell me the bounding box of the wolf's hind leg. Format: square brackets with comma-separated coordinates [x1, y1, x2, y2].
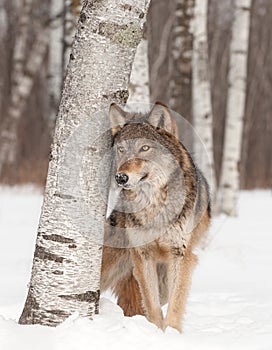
[114, 273, 144, 316]
[164, 246, 198, 332]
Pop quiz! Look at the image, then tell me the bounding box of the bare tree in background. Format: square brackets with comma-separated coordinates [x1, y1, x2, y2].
[0, 0, 7, 114]
[127, 33, 150, 106]
[48, 0, 66, 129]
[147, 0, 175, 104]
[192, 0, 216, 198]
[169, 0, 195, 124]
[63, 0, 82, 75]
[0, 0, 33, 174]
[19, 0, 150, 326]
[0, 0, 49, 176]
[219, 0, 252, 215]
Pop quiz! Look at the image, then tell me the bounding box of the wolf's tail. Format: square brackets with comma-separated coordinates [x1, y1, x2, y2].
[113, 273, 145, 316]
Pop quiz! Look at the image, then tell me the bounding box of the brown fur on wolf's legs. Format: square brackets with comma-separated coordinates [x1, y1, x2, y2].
[114, 273, 144, 316]
[164, 246, 198, 332]
[131, 249, 164, 329]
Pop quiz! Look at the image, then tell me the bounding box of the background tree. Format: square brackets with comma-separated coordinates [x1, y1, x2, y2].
[127, 30, 150, 106]
[218, 0, 252, 215]
[192, 0, 215, 196]
[48, 0, 65, 129]
[169, 0, 195, 125]
[19, 0, 150, 326]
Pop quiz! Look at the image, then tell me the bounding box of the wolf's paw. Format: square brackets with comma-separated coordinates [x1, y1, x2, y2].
[163, 317, 182, 333]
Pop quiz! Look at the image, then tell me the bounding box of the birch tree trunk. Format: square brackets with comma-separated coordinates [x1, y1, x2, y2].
[48, 0, 65, 129]
[62, 0, 82, 77]
[19, 0, 150, 326]
[192, 0, 216, 199]
[127, 36, 150, 106]
[0, 0, 7, 114]
[0, 0, 32, 174]
[0, 27, 49, 175]
[169, 0, 195, 124]
[219, 0, 251, 216]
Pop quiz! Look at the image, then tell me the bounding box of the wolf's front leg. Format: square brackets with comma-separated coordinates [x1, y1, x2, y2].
[130, 248, 163, 329]
[164, 247, 198, 332]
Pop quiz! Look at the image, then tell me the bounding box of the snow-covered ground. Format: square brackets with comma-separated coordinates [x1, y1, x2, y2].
[0, 186, 271, 349]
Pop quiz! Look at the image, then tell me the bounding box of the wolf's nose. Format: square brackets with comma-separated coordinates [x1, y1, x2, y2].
[115, 172, 129, 185]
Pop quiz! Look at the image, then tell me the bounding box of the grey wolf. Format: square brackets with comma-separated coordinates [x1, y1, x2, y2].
[100, 102, 211, 332]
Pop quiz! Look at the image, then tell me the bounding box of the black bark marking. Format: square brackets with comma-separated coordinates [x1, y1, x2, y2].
[68, 244, 77, 249]
[18, 287, 39, 324]
[106, 89, 129, 104]
[59, 290, 100, 304]
[122, 4, 132, 11]
[45, 309, 70, 317]
[34, 245, 65, 263]
[52, 270, 64, 275]
[80, 12, 87, 23]
[42, 234, 75, 244]
[54, 192, 77, 201]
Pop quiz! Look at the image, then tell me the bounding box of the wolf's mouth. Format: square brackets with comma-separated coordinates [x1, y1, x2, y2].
[122, 174, 148, 190]
[140, 173, 148, 182]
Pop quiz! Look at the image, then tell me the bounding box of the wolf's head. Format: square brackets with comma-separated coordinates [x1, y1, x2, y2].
[109, 102, 180, 191]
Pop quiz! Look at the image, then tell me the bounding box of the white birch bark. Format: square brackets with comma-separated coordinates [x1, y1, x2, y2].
[127, 37, 150, 106]
[19, 0, 150, 326]
[0, 0, 7, 113]
[219, 0, 251, 216]
[169, 0, 195, 124]
[48, 0, 65, 128]
[0, 28, 49, 175]
[192, 0, 216, 199]
[0, 0, 33, 174]
[63, 0, 82, 76]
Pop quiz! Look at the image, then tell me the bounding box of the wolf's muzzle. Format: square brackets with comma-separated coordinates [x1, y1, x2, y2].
[115, 172, 129, 186]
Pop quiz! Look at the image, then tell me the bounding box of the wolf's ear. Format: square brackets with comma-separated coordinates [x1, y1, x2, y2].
[109, 103, 126, 136]
[109, 103, 126, 126]
[148, 102, 178, 137]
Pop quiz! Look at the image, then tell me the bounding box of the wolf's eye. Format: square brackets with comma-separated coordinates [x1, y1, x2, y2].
[140, 145, 150, 152]
[118, 146, 125, 153]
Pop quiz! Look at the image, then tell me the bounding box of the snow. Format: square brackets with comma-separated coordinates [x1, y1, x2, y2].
[0, 186, 272, 349]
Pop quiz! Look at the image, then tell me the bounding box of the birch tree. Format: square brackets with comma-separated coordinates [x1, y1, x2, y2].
[19, 0, 150, 326]
[0, 0, 49, 175]
[169, 0, 195, 124]
[127, 35, 150, 106]
[48, 0, 66, 128]
[0, 0, 7, 114]
[0, 0, 33, 174]
[62, 0, 82, 76]
[219, 0, 252, 215]
[192, 0, 216, 199]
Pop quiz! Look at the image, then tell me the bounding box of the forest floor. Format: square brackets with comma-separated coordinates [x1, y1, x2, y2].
[0, 186, 271, 350]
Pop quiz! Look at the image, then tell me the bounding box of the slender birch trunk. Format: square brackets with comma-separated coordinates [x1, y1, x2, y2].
[169, 0, 195, 124]
[0, 28, 49, 175]
[219, 0, 251, 216]
[192, 0, 216, 199]
[127, 36, 150, 106]
[62, 0, 82, 77]
[48, 0, 65, 129]
[0, 0, 7, 114]
[19, 0, 150, 326]
[0, 0, 32, 174]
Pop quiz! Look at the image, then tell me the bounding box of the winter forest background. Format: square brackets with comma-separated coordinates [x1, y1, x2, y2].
[0, 0, 271, 196]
